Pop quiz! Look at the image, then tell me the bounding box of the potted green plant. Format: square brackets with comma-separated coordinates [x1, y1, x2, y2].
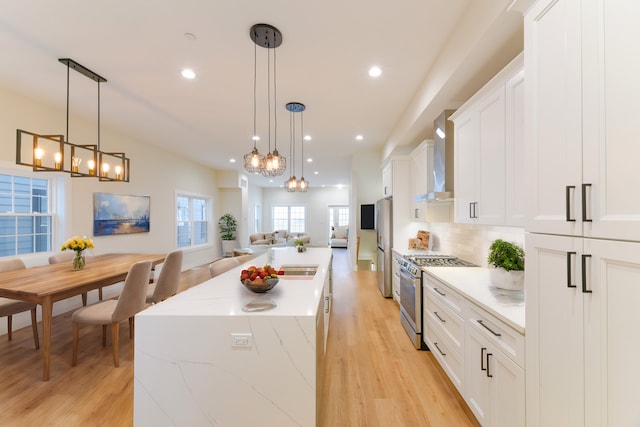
[295, 238, 306, 252]
[487, 239, 525, 290]
[219, 214, 238, 256]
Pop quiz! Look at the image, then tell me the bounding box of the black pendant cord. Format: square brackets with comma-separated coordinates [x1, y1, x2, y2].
[273, 42, 277, 152]
[97, 81, 101, 151]
[300, 110, 304, 178]
[252, 31, 258, 150]
[66, 62, 70, 142]
[266, 37, 272, 155]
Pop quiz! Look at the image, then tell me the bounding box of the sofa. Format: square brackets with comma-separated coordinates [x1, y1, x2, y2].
[249, 230, 311, 248]
[330, 226, 348, 248]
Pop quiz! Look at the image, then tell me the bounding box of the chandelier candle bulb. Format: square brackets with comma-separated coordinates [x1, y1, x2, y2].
[115, 165, 122, 180]
[34, 147, 44, 167]
[54, 152, 62, 169]
[88, 159, 95, 175]
[102, 163, 109, 178]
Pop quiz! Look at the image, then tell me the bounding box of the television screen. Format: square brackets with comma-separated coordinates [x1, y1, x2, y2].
[361, 204, 375, 230]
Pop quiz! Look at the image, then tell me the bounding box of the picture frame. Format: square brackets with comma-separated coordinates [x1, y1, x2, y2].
[93, 192, 150, 236]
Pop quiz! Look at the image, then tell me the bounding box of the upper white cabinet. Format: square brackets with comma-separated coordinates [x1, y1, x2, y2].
[382, 163, 393, 197]
[525, 0, 640, 242]
[451, 53, 524, 227]
[410, 140, 434, 221]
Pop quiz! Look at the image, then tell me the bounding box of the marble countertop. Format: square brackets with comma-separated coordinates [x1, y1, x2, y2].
[138, 247, 332, 318]
[421, 266, 525, 334]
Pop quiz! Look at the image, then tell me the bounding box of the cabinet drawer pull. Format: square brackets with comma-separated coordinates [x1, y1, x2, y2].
[582, 183, 592, 222]
[581, 254, 592, 294]
[566, 185, 576, 222]
[486, 352, 493, 378]
[434, 311, 446, 323]
[434, 288, 446, 297]
[566, 251, 576, 288]
[477, 319, 501, 337]
[480, 347, 487, 371]
[434, 342, 446, 356]
[415, 208, 418, 218]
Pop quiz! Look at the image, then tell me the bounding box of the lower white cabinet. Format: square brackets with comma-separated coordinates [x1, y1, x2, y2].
[391, 250, 401, 302]
[422, 271, 525, 427]
[465, 307, 525, 427]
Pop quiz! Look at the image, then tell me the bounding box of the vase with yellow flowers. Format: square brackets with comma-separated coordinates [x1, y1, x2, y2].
[61, 236, 95, 270]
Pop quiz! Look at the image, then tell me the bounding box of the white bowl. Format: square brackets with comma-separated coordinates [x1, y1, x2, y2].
[489, 267, 524, 291]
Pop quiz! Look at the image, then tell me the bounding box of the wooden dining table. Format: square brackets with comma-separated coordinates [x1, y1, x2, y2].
[0, 253, 165, 381]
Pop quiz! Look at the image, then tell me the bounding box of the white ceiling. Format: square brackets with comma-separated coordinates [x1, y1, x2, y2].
[0, 0, 523, 188]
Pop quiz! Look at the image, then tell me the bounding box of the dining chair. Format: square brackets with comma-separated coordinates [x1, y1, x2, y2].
[146, 250, 183, 304]
[0, 258, 39, 349]
[208, 254, 254, 277]
[48, 251, 100, 305]
[71, 260, 152, 368]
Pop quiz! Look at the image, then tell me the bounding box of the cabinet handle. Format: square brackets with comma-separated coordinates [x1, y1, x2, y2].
[434, 342, 446, 356]
[486, 353, 493, 378]
[581, 254, 593, 294]
[566, 185, 576, 222]
[582, 183, 593, 222]
[566, 251, 576, 288]
[480, 347, 487, 371]
[434, 287, 446, 297]
[469, 202, 473, 219]
[325, 296, 330, 313]
[434, 311, 446, 323]
[474, 202, 478, 218]
[415, 208, 419, 219]
[477, 319, 501, 337]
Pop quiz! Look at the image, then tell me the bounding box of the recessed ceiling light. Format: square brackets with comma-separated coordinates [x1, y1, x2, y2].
[181, 68, 196, 79]
[184, 33, 197, 41]
[314, 171, 319, 175]
[322, 185, 326, 188]
[307, 158, 313, 163]
[356, 134, 363, 141]
[368, 66, 382, 78]
[229, 158, 236, 163]
[304, 135, 311, 141]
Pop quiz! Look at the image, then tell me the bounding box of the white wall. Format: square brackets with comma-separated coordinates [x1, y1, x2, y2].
[260, 187, 349, 247]
[351, 148, 382, 268]
[0, 84, 224, 334]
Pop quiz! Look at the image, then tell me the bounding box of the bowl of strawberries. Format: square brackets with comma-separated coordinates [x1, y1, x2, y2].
[240, 264, 282, 293]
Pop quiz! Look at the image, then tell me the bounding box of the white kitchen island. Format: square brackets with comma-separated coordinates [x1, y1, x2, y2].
[134, 247, 332, 427]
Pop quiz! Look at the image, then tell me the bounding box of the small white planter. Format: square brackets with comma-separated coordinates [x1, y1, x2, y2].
[221, 240, 236, 257]
[489, 266, 524, 291]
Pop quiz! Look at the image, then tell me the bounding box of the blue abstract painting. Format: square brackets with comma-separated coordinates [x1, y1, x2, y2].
[93, 193, 150, 236]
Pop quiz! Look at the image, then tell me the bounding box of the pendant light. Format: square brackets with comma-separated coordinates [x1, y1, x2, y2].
[16, 58, 130, 182]
[285, 102, 309, 192]
[297, 104, 308, 192]
[244, 23, 285, 177]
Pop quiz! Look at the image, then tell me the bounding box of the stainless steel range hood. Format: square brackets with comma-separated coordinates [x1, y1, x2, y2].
[415, 109, 455, 202]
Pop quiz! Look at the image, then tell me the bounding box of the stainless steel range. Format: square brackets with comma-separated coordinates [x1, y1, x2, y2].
[398, 254, 476, 349]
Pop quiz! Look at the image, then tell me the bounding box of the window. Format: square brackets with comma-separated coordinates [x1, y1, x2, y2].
[329, 205, 349, 228]
[176, 194, 209, 248]
[273, 205, 305, 233]
[0, 174, 52, 257]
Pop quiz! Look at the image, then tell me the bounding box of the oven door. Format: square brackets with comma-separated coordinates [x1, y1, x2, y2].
[399, 267, 422, 349]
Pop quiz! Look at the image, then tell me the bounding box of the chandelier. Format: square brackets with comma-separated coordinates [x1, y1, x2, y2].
[285, 102, 309, 192]
[16, 58, 130, 182]
[244, 24, 286, 177]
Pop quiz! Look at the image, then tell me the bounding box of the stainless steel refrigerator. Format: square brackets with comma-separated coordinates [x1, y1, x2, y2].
[376, 197, 393, 297]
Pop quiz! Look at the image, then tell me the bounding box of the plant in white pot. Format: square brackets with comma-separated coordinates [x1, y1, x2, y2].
[487, 239, 525, 291]
[219, 214, 238, 257]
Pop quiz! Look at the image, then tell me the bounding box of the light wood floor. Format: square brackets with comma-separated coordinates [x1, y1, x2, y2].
[0, 251, 478, 426]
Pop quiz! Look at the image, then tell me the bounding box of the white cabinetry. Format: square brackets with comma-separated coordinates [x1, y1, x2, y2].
[526, 233, 640, 427]
[465, 304, 525, 427]
[521, 0, 640, 425]
[423, 275, 466, 394]
[409, 141, 434, 221]
[391, 250, 401, 302]
[525, 0, 640, 241]
[452, 53, 524, 226]
[382, 163, 393, 197]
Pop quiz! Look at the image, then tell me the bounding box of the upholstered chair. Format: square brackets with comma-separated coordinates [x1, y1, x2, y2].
[49, 251, 96, 305]
[208, 254, 254, 277]
[71, 260, 152, 367]
[146, 250, 183, 304]
[0, 258, 39, 349]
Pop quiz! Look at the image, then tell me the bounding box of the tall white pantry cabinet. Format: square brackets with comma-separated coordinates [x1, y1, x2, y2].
[521, 0, 640, 426]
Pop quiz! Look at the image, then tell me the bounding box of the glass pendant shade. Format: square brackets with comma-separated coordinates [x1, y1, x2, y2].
[244, 147, 265, 173]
